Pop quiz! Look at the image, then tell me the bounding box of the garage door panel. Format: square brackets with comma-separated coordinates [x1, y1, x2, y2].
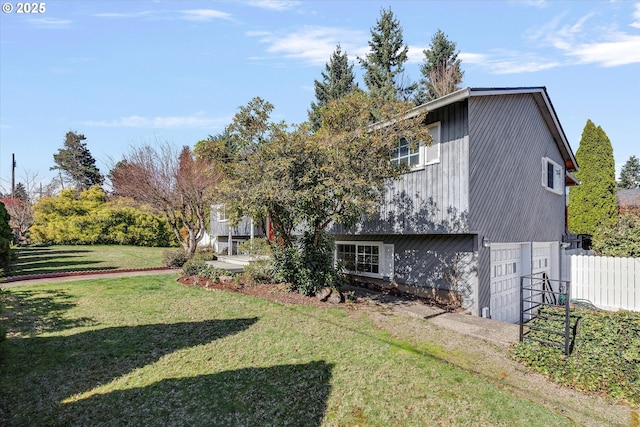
[490, 244, 521, 323]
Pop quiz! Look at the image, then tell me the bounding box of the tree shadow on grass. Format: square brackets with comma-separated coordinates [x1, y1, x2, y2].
[1, 288, 96, 337]
[0, 318, 259, 426]
[63, 361, 334, 426]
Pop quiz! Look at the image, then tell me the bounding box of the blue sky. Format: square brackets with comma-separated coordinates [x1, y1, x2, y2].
[1, 0, 639, 192]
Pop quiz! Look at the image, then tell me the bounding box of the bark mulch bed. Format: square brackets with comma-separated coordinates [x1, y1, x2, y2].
[176, 275, 340, 307]
[176, 275, 463, 312]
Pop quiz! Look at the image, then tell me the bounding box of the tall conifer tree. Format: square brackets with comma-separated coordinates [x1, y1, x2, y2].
[51, 131, 104, 190]
[359, 8, 414, 103]
[416, 29, 464, 104]
[617, 155, 640, 189]
[308, 45, 358, 131]
[568, 120, 617, 235]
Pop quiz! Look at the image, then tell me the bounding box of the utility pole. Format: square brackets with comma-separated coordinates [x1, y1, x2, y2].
[11, 153, 16, 198]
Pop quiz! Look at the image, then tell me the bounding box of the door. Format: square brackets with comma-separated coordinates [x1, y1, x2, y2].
[490, 243, 522, 323]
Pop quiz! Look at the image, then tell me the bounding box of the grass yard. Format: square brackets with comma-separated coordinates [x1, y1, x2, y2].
[0, 275, 615, 427]
[7, 245, 169, 277]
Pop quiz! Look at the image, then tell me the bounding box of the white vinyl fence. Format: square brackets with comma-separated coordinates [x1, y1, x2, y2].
[562, 252, 640, 312]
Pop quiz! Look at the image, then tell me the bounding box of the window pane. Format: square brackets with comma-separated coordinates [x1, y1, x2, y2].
[547, 162, 554, 188]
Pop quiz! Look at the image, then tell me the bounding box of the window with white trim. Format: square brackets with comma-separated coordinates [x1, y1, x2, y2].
[425, 122, 441, 165]
[542, 157, 563, 195]
[391, 122, 441, 169]
[215, 204, 228, 222]
[335, 241, 394, 278]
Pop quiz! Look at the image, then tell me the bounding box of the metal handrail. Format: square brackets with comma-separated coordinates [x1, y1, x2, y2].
[520, 273, 572, 355]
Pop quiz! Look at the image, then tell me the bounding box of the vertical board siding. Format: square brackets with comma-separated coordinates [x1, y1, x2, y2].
[468, 94, 568, 310]
[210, 217, 263, 239]
[335, 233, 476, 294]
[563, 254, 640, 312]
[338, 102, 470, 235]
[468, 94, 566, 242]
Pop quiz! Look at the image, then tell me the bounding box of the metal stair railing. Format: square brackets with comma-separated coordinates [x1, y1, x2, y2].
[520, 272, 572, 355]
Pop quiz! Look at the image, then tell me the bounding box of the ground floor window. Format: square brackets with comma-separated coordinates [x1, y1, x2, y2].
[337, 243, 380, 274]
[336, 241, 393, 278]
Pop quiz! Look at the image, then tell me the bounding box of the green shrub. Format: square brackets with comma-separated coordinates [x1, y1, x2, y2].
[513, 308, 640, 406]
[163, 249, 189, 268]
[244, 257, 274, 284]
[182, 259, 206, 276]
[30, 188, 176, 247]
[192, 248, 217, 262]
[0, 202, 12, 270]
[271, 231, 343, 296]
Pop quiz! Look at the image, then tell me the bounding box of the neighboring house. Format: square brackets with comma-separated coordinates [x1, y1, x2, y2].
[211, 87, 579, 323]
[617, 188, 640, 214]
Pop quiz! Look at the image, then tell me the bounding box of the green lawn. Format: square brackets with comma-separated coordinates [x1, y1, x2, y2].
[0, 276, 583, 426]
[7, 245, 169, 277]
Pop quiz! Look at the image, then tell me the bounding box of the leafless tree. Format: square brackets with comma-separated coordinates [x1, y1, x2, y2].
[428, 59, 463, 100]
[111, 142, 223, 254]
[0, 170, 41, 244]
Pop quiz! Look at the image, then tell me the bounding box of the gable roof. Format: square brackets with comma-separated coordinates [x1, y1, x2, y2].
[409, 87, 578, 173]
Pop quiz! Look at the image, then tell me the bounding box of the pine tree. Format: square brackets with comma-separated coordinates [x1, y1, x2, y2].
[415, 29, 464, 104]
[359, 7, 414, 103]
[308, 45, 358, 131]
[568, 120, 618, 235]
[51, 131, 104, 190]
[617, 155, 640, 189]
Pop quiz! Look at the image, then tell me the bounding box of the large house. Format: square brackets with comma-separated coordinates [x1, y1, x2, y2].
[211, 87, 579, 323]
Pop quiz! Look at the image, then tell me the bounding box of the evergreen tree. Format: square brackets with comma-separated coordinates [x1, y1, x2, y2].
[308, 45, 358, 131]
[617, 155, 640, 189]
[0, 201, 12, 268]
[13, 183, 28, 201]
[415, 29, 464, 104]
[51, 131, 104, 190]
[359, 8, 414, 103]
[568, 120, 618, 235]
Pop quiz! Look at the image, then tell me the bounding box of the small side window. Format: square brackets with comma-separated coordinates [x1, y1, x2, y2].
[542, 157, 563, 195]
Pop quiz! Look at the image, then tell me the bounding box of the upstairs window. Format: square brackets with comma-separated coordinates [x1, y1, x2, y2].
[391, 122, 441, 169]
[391, 137, 420, 167]
[542, 157, 563, 195]
[215, 204, 228, 222]
[425, 122, 441, 165]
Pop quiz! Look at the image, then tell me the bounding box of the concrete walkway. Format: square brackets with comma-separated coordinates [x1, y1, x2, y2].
[345, 285, 520, 347]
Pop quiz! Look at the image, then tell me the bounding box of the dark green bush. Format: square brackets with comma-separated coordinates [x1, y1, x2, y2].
[0, 202, 12, 270]
[162, 249, 189, 268]
[182, 259, 205, 276]
[192, 248, 217, 262]
[513, 308, 640, 406]
[272, 231, 343, 296]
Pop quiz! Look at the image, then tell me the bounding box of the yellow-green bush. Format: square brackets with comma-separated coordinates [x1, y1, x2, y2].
[31, 186, 175, 247]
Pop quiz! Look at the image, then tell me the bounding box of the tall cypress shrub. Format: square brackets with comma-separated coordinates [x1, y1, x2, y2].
[0, 202, 13, 271]
[568, 120, 617, 235]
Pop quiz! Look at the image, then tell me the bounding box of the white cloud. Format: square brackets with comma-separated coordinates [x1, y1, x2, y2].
[244, 1, 300, 11]
[632, 3, 640, 29]
[529, 11, 640, 67]
[570, 34, 640, 67]
[461, 51, 560, 74]
[93, 11, 155, 19]
[83, 113, 229, 129]
[249, 26, 367, 65]
[180, 9, 232, 22]
[27, 18, 72, 29]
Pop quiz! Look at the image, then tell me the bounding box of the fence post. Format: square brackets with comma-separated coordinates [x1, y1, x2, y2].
[564, 279, 571, 355]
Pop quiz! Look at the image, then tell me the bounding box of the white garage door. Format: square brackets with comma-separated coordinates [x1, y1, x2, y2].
[490, 243, 522, 323]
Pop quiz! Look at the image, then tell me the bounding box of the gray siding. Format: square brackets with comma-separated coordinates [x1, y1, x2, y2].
[337, 102, 471, 235]
[467, 94, 567, 309]
[337, 234, 477, 312]
[210, 217, 264, 239]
